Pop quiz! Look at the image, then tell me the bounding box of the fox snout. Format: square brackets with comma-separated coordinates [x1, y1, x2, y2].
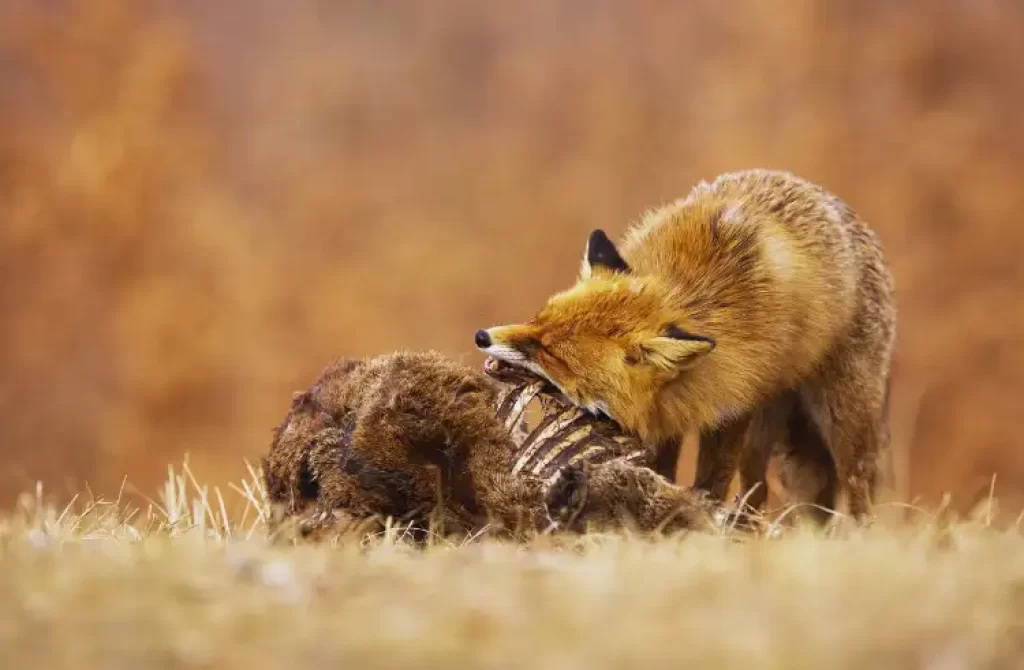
[474, 326, 517, 354]
[474, 325, 534, 366]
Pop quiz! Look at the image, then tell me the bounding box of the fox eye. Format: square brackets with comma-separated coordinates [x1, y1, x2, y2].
[532, 339, 563, 364]
[515, 337, 540, 354]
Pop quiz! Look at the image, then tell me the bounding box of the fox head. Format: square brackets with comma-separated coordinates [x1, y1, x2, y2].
[476, 230, 715, 438]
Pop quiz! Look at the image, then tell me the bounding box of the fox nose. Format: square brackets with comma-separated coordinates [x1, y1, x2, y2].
[474, 329, 492, 349]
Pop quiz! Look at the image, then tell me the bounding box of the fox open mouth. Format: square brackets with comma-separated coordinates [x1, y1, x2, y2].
[483, 356, 561, 395]
[483, 356, 622, 427]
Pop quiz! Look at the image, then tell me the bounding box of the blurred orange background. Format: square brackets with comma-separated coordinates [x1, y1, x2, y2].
[2, 0, 1022, 511]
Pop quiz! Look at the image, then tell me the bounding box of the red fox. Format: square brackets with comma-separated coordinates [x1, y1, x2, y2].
[476, 169, 896, 521]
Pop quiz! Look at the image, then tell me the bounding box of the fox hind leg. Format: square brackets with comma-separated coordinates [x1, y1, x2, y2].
[737, 393, 797, 512]
[773, 393, 839, 525]
[799, 359, 889, 523]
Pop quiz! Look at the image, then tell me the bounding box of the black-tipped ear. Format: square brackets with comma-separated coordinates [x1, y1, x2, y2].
[583, 229, 630, 277]
[634, 324, 716, 373]
[664, 325, 716, 350]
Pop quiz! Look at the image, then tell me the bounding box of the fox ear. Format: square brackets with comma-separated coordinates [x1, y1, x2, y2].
[581, 229, 630, 279]
[638, 327, 715, 371]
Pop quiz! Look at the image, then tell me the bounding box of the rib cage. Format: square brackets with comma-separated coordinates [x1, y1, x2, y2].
[494, 380, 652, 485]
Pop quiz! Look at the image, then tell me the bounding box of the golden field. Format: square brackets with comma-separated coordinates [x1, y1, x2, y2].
[0, 466, 1021, 670]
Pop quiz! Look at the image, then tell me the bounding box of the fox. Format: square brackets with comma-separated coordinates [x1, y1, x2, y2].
[476, 169, 896, 521]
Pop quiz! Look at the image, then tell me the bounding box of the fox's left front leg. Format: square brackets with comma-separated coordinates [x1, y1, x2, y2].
[694, 416, 751, 502]
[652, 435, 684, 482]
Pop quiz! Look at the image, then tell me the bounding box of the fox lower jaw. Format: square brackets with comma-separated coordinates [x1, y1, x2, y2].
[480, 344, 564, 389]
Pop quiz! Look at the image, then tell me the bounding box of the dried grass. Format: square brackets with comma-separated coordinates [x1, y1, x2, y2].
[0, 461, 1022, 668]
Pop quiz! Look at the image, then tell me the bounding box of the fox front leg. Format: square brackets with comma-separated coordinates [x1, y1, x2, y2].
[651, 435, 683, 482]
[694, 416, 751, 502]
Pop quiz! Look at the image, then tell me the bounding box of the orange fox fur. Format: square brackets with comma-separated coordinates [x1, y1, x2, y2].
[477, 169, 896, 521]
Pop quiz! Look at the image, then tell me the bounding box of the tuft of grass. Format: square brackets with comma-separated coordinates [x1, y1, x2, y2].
[0, 460, 1022, 669]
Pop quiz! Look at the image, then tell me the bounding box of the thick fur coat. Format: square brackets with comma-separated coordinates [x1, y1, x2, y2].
[478, 169, 896, 520]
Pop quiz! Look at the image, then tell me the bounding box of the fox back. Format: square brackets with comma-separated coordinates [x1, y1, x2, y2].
[477, 169, 891, 443]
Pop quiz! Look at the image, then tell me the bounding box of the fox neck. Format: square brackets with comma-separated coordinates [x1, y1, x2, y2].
[611, 394, 699, 445]
[615, 373, 748, 444]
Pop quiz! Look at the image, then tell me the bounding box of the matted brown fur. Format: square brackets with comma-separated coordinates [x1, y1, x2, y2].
[262, 350, 719, 541]
[545, 458, 722, 535]
[478, 169, 896, 522]
[262, 351, 551, 539]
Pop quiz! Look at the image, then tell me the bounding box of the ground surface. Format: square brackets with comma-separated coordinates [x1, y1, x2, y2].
[0, 467, 1022, 670]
